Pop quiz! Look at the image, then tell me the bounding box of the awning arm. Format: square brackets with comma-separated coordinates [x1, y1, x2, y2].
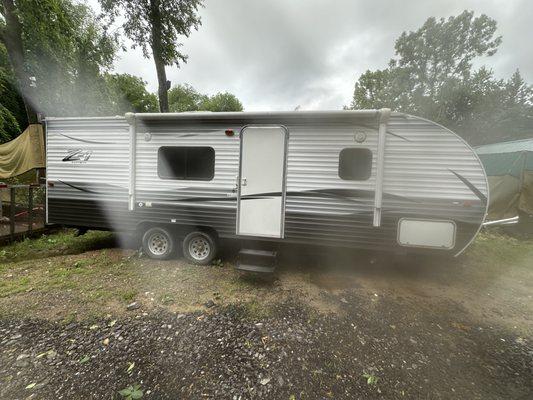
[373, 108, 391, 227]
[125, 112, 137, 211]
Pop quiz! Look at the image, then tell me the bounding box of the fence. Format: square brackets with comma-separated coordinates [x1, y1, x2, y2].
[0, 184, 46, 241]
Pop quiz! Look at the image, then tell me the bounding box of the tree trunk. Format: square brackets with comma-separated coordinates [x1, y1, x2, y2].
[149, 0, 168, 113]
[1, 0, 39, 124]
[153, 53, 169, 113]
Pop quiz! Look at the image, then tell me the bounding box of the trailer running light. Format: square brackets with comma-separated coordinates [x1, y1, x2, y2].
[225, 129, 234, 137]
[47, 181, 55, 187]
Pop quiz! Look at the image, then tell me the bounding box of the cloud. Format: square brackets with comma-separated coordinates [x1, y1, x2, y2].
[90, 0, 533, 111]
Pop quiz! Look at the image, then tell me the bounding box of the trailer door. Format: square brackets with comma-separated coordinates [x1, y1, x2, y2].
[237, 126, 288, 238]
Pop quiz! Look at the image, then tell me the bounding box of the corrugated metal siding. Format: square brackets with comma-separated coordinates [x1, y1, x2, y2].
[46, 117, 130, 201]
[133, 121, 240, 235]
[135, 121, 240, 206]
[46, 117, 130, 227]
[384, 115, 488, 201]
[45, 112, 488, 254]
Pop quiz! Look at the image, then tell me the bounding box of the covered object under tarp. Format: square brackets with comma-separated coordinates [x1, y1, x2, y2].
[476, 139, 533, 220]
[0, 124, 45, 179]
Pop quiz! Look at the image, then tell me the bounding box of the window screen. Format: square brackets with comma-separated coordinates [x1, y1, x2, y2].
[158, 147, 215, 180]
[338, 148, 372, 180]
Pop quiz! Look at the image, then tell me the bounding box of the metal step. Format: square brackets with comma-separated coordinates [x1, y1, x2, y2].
[238, 249, 277, 258]
[236, 263, 276, 274]
[236, 248, 277, 274]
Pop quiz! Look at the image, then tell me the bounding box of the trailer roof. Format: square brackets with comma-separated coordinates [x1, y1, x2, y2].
[45, 109, 394, 124]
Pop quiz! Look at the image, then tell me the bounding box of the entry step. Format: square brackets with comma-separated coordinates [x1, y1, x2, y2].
[236, 248, 277, 274]
[236, 263, 276, 274]
[238, 249, 277, 258]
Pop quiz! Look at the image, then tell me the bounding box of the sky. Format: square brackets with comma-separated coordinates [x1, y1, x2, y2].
[88, 0, 533, 111]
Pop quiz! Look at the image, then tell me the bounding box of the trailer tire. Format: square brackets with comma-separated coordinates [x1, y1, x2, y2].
[142, 227, 175, 260]
[182, 230, 217, 265]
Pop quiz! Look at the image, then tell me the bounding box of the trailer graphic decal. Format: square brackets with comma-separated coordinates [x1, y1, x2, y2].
[62, 149, 93, 163]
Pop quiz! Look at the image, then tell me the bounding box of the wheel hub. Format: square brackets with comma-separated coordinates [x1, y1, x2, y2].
[148, 232, 169, 255]
[189, 237, 210, 261]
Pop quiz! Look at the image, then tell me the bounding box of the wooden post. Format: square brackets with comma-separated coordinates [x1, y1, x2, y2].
[10, 187, 15, 239]
[42, 184, 46, 227]
[28, 186, 34, 234]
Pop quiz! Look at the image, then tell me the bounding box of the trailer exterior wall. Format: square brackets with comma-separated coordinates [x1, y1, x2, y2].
[45, 111, 488, 255]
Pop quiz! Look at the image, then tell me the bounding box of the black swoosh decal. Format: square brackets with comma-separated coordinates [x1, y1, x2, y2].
[449, 170, 487, 203]
[158, 189, 416, 203]
[58, 180, 102, 194]
[58, 133, 119, 144]
[386, 130, 411, 142]
[57, 181, 126, 195]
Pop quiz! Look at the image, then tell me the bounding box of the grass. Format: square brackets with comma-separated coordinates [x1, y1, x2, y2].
[0, 276, 31, 298]
[0, 230, 115, 264]
[0, 227, 531, 322]
[120, 289, 138, 302]
[464, 229, 533, 273]
[0, 230, 137, 315]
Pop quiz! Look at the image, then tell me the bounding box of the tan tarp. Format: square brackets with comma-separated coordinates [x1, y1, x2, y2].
[0, 124, 45, 179]
[487, 172, 533, 220]
[487, 175, 521, 219]
[518, 171, 533, 215]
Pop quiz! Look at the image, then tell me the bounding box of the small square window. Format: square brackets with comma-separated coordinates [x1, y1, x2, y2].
[339, 148, 372, 180]
[158, 146, 215, 181]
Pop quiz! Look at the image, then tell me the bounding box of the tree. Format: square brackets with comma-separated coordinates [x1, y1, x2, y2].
[168, 83, 206, 112]
[200, 92, 243, 112]
[0, 0, 39, 123]
[99, 0, 203, 113]
[0, 0, 118, 120]
[168, 83, 243, 112]
[0, 38, 26, 142]
[350, 11, 533, 145]
[105, 73, 158, 114]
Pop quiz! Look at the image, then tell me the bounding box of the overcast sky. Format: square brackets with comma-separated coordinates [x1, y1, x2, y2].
[88, 0, 532, 111]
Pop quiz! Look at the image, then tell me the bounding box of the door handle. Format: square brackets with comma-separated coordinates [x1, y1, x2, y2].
[241, 178, 247, 187]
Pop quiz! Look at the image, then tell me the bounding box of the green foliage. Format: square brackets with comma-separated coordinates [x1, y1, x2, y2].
[118, 384, 143, 400]
[168, 83, 206, 112]
[98, 0, 204, 111]
[0, 230, 114, 264]
[0, 103, 20, 142]
[350, 10, 533, 145]
[362, 372, 379, 386]
[105, 73, 158, 114]
[98, 0, 203, 67]
[201, 92, 243, 112]
[168, 83, 243, 112]
[2, 0, 118, 117]
[0, 40, 26, 142]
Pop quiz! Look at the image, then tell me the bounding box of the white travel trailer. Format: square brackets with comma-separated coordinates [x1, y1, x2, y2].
[45, 109, 488, 268]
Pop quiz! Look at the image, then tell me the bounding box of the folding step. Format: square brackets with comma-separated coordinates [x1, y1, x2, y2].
[236, 248, 277, 273]
[236, 263, 276, 274]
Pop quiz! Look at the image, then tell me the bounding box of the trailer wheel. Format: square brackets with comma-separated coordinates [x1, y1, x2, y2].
[142, 227, 175, 260]
[182, 231, 217, 265]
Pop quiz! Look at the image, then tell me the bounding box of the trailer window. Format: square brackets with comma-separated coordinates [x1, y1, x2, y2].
[338, 148, 372, 180]
[158, 146, 215, 181]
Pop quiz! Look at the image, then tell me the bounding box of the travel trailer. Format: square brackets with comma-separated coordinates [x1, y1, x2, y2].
[45, 109, 488, 269]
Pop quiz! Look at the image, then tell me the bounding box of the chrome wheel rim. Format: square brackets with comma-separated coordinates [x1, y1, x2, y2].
[189, 236, 211, 261]
[148, 232, 169, 255]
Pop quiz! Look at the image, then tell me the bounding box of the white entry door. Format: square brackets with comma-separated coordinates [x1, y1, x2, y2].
[237, 126, 287, 238]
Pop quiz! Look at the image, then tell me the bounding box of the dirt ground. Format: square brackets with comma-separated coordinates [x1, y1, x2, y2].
[0, 230, 532, 399]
